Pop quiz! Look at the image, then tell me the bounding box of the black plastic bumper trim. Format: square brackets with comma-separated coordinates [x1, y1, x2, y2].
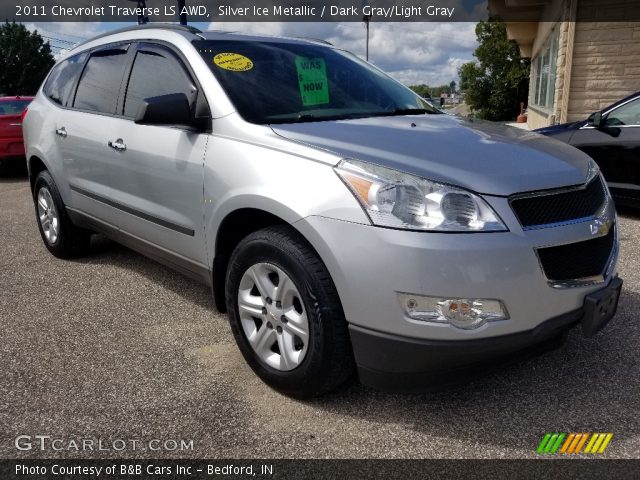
[349, 308, 586, 392]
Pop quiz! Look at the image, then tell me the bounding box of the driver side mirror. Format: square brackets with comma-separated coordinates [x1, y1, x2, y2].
[587, 110, 621, 138]
[135, 93, 204, 129]
[588, 111, 602, 128]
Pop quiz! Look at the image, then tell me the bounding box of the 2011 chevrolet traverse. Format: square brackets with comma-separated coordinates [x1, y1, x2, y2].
[23, 25, 622, 397]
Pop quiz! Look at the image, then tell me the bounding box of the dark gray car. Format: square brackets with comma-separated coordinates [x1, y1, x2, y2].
[536, 91, 640, 207]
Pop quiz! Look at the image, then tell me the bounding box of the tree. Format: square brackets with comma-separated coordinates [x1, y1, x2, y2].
[409, 84, 454, 98]
[449, 80, 456, 94]
[0, 22, 54, 95]
[458, 17, 530, 121]
[409, 84, 431, 98]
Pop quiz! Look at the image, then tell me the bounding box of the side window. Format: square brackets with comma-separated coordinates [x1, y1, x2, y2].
[605, 98, 640, 126]
[43, 52, 87, 106]
[74, 48, 129, 114]
[123, 48, 196, 118]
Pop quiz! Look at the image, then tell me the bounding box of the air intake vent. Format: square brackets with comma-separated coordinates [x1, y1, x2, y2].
[511, 177, 606, 229]
[536, 226, 615, 282]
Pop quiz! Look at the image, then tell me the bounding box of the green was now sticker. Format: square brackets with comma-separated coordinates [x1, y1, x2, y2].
[295, 56, 330, 106]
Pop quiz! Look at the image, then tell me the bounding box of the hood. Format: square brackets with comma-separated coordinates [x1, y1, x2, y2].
[271, 114, 592, 196]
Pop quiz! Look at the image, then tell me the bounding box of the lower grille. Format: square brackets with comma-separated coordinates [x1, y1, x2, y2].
[536, 226, 615, 282]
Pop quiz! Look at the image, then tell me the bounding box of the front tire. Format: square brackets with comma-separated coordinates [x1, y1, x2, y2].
[226, 225, 354, 398]
[33, 170, 90, 258]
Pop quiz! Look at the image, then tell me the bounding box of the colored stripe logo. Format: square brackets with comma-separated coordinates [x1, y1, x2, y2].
[537, 433, 613, 454]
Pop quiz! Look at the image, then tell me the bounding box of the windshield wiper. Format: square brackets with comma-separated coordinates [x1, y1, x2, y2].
[359, 108, 431, 119]
[293, 112, 367, 123]
[269, 109, 428, 124]
[297, 113, 317, 122]
[384, 108, 429, 116]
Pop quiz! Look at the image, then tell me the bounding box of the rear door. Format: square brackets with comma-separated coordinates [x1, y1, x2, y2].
[106, 42, 208, 266]
[62, 44, 132, 224]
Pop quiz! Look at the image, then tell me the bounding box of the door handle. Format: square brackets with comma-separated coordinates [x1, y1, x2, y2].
[9, 123, 22, 127]
[108, 139, 126, 152]
[55, 127, 67, 138]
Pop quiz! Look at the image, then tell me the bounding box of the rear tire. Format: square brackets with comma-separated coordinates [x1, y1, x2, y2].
[33, 170, 90, 258]
[225, 225, 354, 398]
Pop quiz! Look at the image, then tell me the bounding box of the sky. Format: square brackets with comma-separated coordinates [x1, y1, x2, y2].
[27, 20, 479, 86]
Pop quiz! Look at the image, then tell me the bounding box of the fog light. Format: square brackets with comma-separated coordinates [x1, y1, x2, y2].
[399, 293, 508, 330]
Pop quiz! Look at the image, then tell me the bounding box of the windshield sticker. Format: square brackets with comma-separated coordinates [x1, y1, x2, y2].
[214, 53, 253, 72]
[295, 56, 330, 106]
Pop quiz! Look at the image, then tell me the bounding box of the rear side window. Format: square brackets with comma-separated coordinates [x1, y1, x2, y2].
[43, 53, 87, 107]
[74, 47, 129, 114]
[123, 47, 196, 118]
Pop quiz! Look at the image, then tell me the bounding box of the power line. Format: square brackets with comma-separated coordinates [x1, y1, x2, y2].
[46, 31, 87, 41]
[41, 35, 78, 46]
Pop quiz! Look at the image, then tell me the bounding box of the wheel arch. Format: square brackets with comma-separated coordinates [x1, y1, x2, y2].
[212, 208, 287, 312]
[28, 155, 49, 193]
[211, 208, 333, 314]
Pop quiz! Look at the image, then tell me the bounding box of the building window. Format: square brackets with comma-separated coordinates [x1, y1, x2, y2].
[531, 28, 559, 110]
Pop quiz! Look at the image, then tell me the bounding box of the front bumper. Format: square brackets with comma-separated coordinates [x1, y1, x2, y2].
[295, 208, 619, 342]
[350, 308, 580, 392]
[294, 203, 620, 389]
[350, 276, 621, 392]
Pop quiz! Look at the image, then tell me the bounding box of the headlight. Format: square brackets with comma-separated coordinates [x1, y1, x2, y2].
[586, 158, 611, 199]
[335, 159, 507, 232]
[587, 158, 600, 183]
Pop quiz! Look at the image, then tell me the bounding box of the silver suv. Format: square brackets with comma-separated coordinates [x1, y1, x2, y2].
[23, 25, 622, 397]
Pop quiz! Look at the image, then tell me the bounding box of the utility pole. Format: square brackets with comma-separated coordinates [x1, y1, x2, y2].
[128, 0, 149, 24]
[362, 0, 370, 61]
[364, 15, 370, 61]
[177, 0, 187, 25]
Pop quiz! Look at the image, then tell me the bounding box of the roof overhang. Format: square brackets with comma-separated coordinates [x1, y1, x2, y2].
[488, 0, 554, 57]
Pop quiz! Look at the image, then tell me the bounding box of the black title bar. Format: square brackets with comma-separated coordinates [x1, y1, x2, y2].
[1, 459, 640, 479]
[4, 0, 640, 22]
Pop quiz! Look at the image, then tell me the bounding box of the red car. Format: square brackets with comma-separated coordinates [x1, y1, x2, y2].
[0, 96, 33, 165]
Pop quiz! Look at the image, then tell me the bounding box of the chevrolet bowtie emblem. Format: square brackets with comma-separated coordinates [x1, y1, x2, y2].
[590, 218, 611, 236]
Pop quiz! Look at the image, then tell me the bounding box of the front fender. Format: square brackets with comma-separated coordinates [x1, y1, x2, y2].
[203, 133, 369, 265]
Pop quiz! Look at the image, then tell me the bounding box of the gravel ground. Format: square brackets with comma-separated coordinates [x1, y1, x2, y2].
[1, 166, 639, 460]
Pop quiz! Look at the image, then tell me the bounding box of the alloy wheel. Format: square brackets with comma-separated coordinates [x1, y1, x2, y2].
[237, 263, 309, 371]
[37, 187, 59, 244]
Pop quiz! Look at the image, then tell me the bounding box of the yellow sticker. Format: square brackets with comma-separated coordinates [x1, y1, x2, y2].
[213, 53, 253, 72]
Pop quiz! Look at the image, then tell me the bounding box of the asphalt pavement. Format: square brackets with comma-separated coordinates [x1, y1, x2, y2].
[1, 166, 639, 459]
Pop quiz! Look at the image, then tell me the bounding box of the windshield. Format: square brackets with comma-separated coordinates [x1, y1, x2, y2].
[194, 40, 438, 124]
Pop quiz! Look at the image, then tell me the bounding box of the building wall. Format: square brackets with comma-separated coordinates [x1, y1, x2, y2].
[527, 103, 553, 130]
[526, 20, 564, 130]
[525, 1, 574, 130]
[552, 20, 574, 125]
[523, 1, 640, 128]
[567, 18, 640, 121]
[499, 0, 640, 128]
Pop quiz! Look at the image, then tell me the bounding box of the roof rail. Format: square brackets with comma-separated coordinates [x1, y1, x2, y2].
[295, 37, 333, 46]
[75, 23, 202, 49]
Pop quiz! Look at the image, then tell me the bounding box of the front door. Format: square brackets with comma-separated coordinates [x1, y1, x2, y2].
[106, 42, 208, 268]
